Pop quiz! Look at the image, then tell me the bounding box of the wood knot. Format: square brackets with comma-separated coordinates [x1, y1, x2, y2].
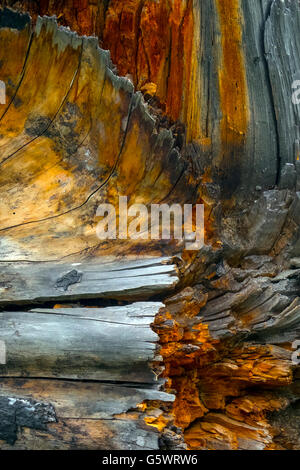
[55, 270, 82, 291]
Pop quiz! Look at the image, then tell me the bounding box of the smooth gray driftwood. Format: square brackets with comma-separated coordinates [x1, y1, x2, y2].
[0, 257, 179, 305]
[0, 302, 164, 383]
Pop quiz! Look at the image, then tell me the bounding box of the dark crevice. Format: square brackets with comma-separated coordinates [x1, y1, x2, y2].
[260, 0, 281, 186]
[134, 0, 145, 86]
[0, 5, 30, 29]
[0, 296, 131, 312]
[0, 376, 160, 388]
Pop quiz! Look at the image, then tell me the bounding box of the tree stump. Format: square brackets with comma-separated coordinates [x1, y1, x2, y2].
[0, 1, 299, 450]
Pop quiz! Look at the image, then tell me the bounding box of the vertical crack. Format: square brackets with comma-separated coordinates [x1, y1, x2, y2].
[260, 0, 281, 186]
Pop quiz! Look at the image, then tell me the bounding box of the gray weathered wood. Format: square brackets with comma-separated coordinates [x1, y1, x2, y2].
[0, 302, 164, 383]
[0, 378, 170, 449]
[265, 0, 300, 188]
[0, 378, 174, 420]
[0, 257, 179, 305]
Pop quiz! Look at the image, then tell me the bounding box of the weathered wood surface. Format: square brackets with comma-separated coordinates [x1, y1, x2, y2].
[154, 259, 300, 450]
[3, 0, 297, 200]
[0, 417, 162, 450]
[0, 1, 300, 451]
[0, 379, 173, 420]
[0, 303, 163, 382]
[0, 257, 179, 304]
[265, 0, 300, 186]
[0, 8, 198, 263]
[0, 8, 185, 450]
[0, 302, 178, 449]
[0, 379, 174, 449]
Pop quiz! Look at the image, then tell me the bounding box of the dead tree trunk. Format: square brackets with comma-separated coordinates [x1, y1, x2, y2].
[0, 1, 299, 450]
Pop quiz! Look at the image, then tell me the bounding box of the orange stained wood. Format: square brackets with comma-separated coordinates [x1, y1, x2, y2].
[138, 0, 171, 99]
[103, 0, 194, 123]
[165, 0, 187, 121]
[15, 0, 106, 38]
[153, 295, 295, 449]
[0, 32, 133, 229]
[4, 1, 196, 131]
[0, 25, 32, 117]
[0, 15, 197, 262]
[0, 19, 82, 161]
[103, 0, 144, 82]
[180, 0, 194, 127]
[216, 0, 249, 147]
[144, 412, 170, 432]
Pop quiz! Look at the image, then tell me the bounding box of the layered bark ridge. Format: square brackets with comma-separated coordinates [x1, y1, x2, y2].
[0, 2, 299, 450]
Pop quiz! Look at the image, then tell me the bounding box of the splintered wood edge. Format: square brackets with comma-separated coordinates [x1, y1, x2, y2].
[0, 256, 180, 305]
[0, 302, 167, 383]
[0, 296, 175, 449]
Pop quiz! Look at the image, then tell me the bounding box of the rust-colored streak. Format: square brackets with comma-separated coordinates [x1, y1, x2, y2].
[3, 0, 195, 124]
[139, 0, 194, 123]
[9, 0, 106, 37]
[137, 0, 171, 102]
[165, 0, 186, 121]
[103, 0, 143, 81]
[181, 0, 199, 142]
[103, 0, 193, 123]
[216, 0, 248, 147]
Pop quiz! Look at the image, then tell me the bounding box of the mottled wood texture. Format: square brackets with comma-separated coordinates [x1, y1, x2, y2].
[0, 1, 300, 451]
[0, 258, 178, 304]
[0, 8, 198, 262]
[3, 0, 296, 198]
